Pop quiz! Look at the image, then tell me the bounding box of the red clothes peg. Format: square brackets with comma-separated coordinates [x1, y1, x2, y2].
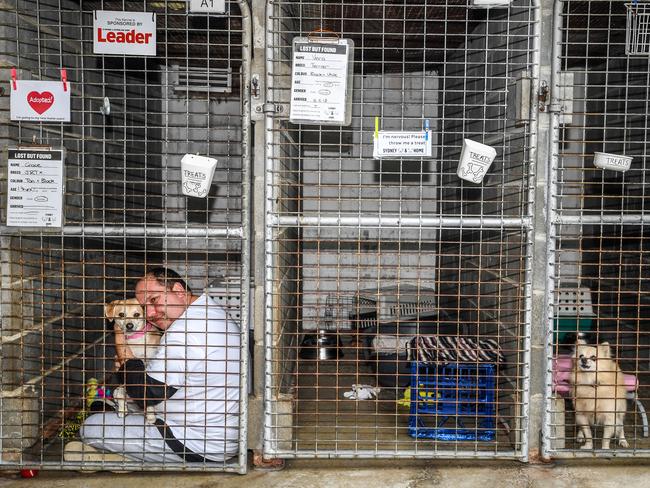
[61, 69, 67, 92]
[11, 67, 17, 90]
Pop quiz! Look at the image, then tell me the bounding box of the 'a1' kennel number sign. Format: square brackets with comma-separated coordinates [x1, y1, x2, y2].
[6, 148, 64, 228]
[93, 10, 157, 56]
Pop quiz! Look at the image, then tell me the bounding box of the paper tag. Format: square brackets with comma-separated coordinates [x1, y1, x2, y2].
[6, 148, 64, 227]
[373, 131, 432, 159]
[290, 39, 352, 125]
[10, 80, 70, 122]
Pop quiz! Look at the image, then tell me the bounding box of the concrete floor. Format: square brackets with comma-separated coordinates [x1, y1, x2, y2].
[2, 459, 650, 488]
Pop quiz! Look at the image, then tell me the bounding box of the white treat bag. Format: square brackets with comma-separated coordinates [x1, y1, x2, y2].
[181, 154, 218, 198]
[457, 139, 497, 184]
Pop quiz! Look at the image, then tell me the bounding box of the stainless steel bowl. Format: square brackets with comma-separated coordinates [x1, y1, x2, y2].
[299, 329, 343, 360]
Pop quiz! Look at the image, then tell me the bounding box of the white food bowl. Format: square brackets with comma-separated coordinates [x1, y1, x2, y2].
[181, 154, 218, 198]
[593, 152, 632, 172]
[457, 138, 497, 184]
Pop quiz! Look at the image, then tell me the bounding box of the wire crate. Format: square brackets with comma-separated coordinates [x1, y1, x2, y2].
[357, 284, 437, 323]
[205, 280, 253, 328]
[626, 3, 650, 55]
[554, 287, 594, 343]
[408, 362, 496, 441]
[322, 294, 376, 330]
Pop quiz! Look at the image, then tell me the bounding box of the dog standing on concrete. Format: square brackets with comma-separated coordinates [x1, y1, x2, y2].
[571, 338, 629, 450]
[105, 298, 162, 424]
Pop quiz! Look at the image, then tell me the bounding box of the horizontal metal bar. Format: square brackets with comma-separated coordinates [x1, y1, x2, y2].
[263, 450, 525, 460]
[547, 450, 650, 459]
[553, 214, 650, 225]
[0, 226, 244, 238]
[271, 215, 530, 229]
[0, 461, 243, 471]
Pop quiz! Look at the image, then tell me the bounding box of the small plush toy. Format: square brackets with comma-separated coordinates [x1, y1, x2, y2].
[58, 378, 113, 440]
[85, 377, 112, 409]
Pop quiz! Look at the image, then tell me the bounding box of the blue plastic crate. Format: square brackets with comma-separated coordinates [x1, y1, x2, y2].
[408, 362, 496, 441]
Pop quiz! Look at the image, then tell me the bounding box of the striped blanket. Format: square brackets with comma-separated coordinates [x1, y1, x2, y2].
[406, 335, 504, 365]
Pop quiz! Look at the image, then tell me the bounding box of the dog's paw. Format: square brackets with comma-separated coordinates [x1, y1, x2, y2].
[580, 442, 593, 450]
[576, 430, 585, 443]
[619, 439, 629, 448]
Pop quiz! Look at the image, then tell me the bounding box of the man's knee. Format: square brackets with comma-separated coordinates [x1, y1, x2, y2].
[80, 412, 117, 442]
[79, 413, 100, 441]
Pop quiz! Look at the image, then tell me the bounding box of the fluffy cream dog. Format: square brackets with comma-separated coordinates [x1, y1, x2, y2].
[571, 338, 629, 450]
[105, 298, 161, 423]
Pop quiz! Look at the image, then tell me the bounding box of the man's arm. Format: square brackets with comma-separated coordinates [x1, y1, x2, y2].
[118, 359, 178, 409]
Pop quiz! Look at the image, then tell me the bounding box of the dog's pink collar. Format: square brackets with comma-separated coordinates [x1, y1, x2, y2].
[124, 321, 157, 340]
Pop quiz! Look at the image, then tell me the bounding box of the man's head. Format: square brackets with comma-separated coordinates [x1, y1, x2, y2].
[135, 267, 194, 330]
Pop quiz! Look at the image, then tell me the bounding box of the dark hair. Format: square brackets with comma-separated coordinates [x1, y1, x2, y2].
[144, 267, 192, 293]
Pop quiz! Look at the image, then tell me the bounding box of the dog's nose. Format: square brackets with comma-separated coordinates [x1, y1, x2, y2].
[580, 357, 589, 367]
[126, 323, 134, 330]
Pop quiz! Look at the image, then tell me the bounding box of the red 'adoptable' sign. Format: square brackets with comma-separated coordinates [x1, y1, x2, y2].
[10, 80, 70, 122]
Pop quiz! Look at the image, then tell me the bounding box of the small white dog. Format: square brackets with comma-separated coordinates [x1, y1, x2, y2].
[105, 298, 161, 424]
[571, 338, 629, 450]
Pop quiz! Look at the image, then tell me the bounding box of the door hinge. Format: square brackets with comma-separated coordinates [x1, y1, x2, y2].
[256, 103, 284, 114]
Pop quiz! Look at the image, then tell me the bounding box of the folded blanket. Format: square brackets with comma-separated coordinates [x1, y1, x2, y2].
[407, 335, 504, 365]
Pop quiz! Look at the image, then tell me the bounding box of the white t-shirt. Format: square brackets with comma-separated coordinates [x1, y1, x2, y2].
[147, 293, 241, 461]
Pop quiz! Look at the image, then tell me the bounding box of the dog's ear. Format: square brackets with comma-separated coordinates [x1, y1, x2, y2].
[599, 342, 612, 358]
[104, 302, 116, 322]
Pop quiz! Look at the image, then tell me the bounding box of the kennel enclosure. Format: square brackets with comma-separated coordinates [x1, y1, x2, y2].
[0, 0, 251, 472]
[263, 0, 538, 460]
[542, 0, 650, 458]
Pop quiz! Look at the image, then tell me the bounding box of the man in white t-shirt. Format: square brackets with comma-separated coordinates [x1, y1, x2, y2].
[74, 267, 241, 464]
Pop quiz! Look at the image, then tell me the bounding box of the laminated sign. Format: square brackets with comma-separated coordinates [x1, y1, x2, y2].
[189, 0, 226, 13]
[289, 37, 354, 126]
[10, 80, 70, 122]
[6, 148, 65, 228]
[373, 131, 433, 159]
[93, 10, 156, 56]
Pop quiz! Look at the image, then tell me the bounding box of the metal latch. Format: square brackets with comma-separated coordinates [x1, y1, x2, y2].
[537, 81, 549, 112]
[251, 74, 260, 99]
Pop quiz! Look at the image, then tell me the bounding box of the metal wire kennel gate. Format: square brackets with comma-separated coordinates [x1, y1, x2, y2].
[0, 0, 250, 472]
[543, 0, 650, 458]
[264, 0, 538, 459]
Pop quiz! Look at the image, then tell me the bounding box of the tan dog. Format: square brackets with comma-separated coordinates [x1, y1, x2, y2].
[105, 298, 162, 424]
[105, 298, 161, 359]
[571, 339, 629, 450]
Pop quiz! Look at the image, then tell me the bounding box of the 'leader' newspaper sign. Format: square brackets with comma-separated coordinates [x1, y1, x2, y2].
[93, 10, 156, 56]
